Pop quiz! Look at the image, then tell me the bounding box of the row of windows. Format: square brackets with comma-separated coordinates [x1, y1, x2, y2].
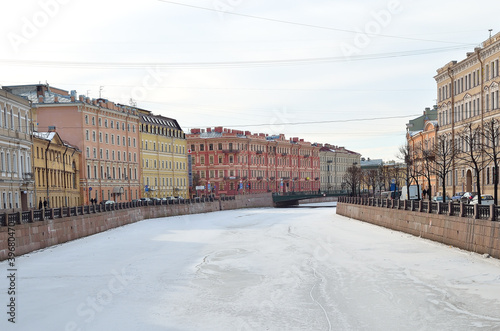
[439, 91, 500, 126]
[198, 169, 316, 179]
[0, 106, 30, 133]
[35, 147, 75, 164]
[0, 191, 27, 210]
[86, 148, 137, 162]
[86, 164, 138, 181]
[142, 140, 184, 154]
[0, 150, 30, 175]
[85, 130, 137, 147]
[191, 142, 317, 156]
[140, 124, 184, 139]
[144, 177, 186, 188]
[438, 59, 499, 102]
[34, 168, 77, 189]
[84, 114, 136, 133]
[143, 159, 186, 170]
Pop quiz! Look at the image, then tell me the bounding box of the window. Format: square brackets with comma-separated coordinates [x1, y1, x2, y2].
[85, 115, 89, 124]
[92, 131, 96, 142]
[209, 144, 213, 151]
[218, 143, 222, 150]
[200, 144, 204, 151]
[85, 130, 89, 140]
[200, 156, 205, 165]
[92, 117, 95, 125]
[105, 119, 108, 128]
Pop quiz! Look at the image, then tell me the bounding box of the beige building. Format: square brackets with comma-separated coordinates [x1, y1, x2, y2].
[319, 144, 360, 191]
[0, 88, 34, 211]
[435, 32, 500, 195]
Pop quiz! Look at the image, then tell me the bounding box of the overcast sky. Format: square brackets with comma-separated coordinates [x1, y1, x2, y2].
[1, 0, 499, 161]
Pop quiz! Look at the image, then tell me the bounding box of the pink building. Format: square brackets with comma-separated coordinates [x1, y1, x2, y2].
[5, 85, 141, 204]
[187, 127, 320, 197]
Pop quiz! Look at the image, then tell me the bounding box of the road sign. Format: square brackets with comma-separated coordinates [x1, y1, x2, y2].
[89, 187, 92, 191]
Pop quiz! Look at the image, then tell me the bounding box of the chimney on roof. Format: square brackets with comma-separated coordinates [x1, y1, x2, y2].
[38, 96, 44, 103]
[215, 127, 223, 133]
[207, 128, 212, 133]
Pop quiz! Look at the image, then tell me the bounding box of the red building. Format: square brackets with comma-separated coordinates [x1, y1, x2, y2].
[187, 127, 320, 197]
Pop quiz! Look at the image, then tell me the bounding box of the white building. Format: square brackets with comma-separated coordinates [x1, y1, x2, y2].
[0, 88, 34, 210]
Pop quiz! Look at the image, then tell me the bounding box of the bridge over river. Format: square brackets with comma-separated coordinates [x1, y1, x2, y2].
[272, 190, 347, 207]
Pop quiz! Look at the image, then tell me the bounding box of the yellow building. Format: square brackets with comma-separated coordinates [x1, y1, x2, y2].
[33, 131, 81, 208]
[138, 109, 188, 198]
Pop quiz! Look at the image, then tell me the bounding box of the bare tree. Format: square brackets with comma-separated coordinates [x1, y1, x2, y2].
[430, 134, 455, 201]
[481, 118, 500, 204]
[418, 143, 436, 199]
[456, 123, 489, 204]
[343, 165, 362, 197]
[362, 169, 379, 197]
[398, 143, 421, 200]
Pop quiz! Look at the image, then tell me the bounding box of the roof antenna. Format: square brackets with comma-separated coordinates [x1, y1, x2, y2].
[99, 86, 104, 98]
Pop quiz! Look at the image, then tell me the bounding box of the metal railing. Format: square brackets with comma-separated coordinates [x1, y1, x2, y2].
[0, 194, 239, 226]
[338, 196, 498, 222]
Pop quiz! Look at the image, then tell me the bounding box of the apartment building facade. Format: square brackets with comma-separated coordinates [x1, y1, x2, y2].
[32, 131, 81, 208]
[0, 88, 35, 211]
[319, 144, 360, 191]
[5, 84, 141, 204]
[434, 32, 500, 196]
[138, 109, 188, 199]
[187, 127, 320, 197]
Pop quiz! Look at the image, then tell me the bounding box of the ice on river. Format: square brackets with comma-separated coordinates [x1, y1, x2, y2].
[2, 202, 500, 331]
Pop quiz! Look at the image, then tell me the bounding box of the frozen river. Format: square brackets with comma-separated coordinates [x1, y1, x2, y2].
[2, 202, 500, 330]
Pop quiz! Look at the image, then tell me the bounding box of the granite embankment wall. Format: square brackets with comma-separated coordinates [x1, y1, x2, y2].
[0, 194, 273, 261]
[336, 201, 500, 259]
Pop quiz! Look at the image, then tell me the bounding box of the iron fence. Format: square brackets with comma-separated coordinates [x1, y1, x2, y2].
[338, 196, 499, 222]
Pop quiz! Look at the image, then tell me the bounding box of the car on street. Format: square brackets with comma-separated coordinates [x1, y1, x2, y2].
[470, 194, 495, 205]
[461, 192, 477, 204]
[432, 196, 451, 203]
[104, 200, 115, 205]
[451, 192, 465, 202]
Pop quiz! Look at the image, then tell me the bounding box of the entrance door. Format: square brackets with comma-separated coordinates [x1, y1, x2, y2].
[466, 169, 473, 192]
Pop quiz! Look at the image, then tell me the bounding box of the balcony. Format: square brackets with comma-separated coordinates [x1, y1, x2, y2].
[281, 153, 287, 156]
[256, 150, 263, 155]
[281, 177, 290, 181]
[303, 154, 310, 158]
[23, 172, 34, 181]
[269, 176, 275, 180]
[257, 176, 263, 180]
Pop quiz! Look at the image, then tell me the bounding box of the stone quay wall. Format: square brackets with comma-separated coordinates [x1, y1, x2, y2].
[0, 193, 273, 261]
[336, 197, 500, 259]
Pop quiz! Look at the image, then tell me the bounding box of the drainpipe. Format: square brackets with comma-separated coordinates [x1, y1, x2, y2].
[447, 67, 455, 196]
[45, 138, 52, 207]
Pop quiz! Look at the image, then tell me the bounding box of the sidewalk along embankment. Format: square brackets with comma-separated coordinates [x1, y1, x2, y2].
[0, 193, 273, 261]
[336, 199, 500, 259]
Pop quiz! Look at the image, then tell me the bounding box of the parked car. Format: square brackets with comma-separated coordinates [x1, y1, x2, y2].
[140, 198, 151, 202]
[104, 200, 115, 205]
[460, 192, 477, 204]
[471, 195, 495, 205]
[432, 196, 451, 203]
[451, 192, 465, 202]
